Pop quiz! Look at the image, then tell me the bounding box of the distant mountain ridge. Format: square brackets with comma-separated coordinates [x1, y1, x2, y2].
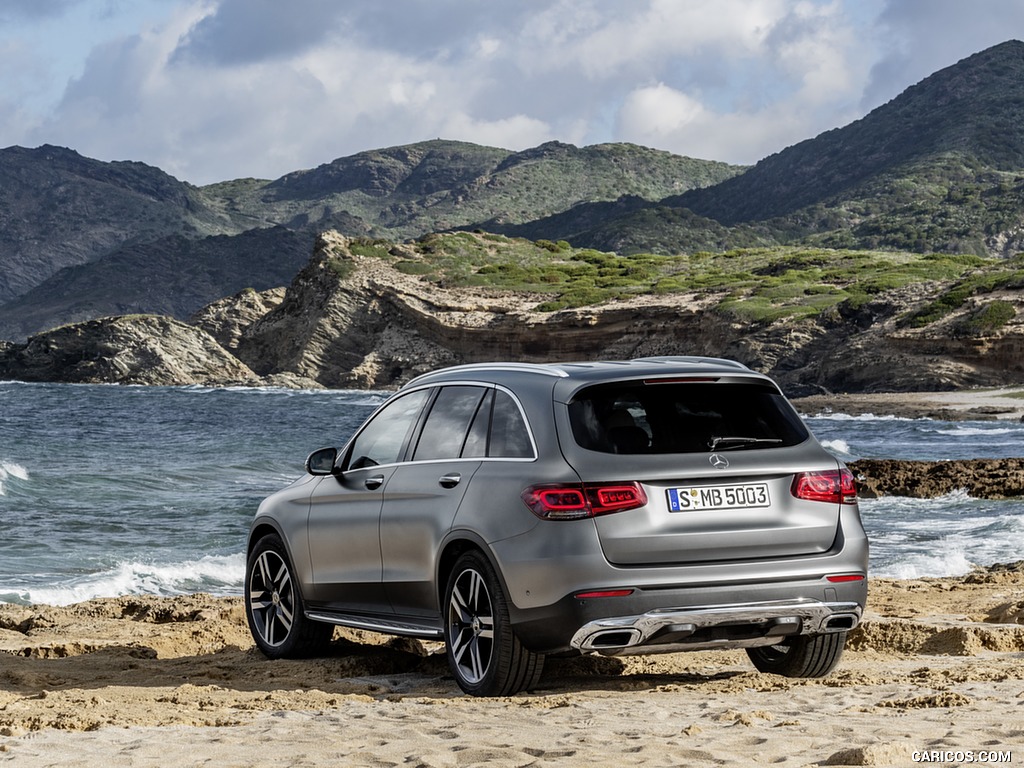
[0, 140, 740, 339]
[676, 39, 1024, 223]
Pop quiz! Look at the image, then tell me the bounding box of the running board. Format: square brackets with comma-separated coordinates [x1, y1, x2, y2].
[305, 611, 444, 639]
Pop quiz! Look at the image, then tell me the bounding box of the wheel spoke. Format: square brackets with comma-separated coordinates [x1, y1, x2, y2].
[447, 567, 494, 685]
[248, 549, 297, 648]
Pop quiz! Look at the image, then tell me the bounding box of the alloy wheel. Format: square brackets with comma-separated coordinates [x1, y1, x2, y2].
[447, 567, 495, 684]
[248, 549, 296, 648]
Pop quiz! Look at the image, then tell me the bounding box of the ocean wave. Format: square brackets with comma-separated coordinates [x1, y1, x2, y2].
[0, 553, 244, 607]
[820, 438, 851, 456]
[872, 549, 978, 579]
[806, 412, 918, 423]
[0, 460, 29, 496]
[934, 426, 1018, 437]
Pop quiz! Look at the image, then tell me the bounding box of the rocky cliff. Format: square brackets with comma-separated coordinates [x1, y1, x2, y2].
[198, 231, 1024, 393]
[5, 231, 1024, 394]
[0, 315, 258, 386]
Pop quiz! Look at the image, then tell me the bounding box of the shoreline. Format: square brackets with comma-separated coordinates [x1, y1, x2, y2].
[792, 386, 1024, 421]
[1, 566, 1023, 766]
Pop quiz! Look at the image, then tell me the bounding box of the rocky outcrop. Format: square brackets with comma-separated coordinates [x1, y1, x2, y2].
[0, 315, 258, 386]
[850, 458, 1024, 499]
[222, 231, 1024, 393]
[4, 231, 1024, 394]
[191, 287, 287, 352]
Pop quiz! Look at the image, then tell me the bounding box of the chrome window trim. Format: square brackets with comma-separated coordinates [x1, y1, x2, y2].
[340, 379, 539, 476]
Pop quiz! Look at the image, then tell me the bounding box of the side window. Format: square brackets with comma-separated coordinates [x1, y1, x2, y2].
[413, 386, 488, 461]
[346, 389, 430, 469]
[488, 390, 533, 458]
[461, 389, 493, 459]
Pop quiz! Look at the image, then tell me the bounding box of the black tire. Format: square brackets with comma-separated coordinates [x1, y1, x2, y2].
[245, 533, 333, 659]
[443, 550, 544, 696]
[746, 631, 847, 678]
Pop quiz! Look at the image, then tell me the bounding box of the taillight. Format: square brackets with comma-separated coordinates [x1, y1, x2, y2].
[522, 482, 648, 520]
[791, 468, 857, 505]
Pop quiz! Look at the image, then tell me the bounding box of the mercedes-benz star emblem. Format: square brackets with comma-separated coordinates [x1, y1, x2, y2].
[709, 453, 730, 470]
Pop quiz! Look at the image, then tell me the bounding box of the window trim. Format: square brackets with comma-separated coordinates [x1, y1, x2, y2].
[340, 380, 539, 474]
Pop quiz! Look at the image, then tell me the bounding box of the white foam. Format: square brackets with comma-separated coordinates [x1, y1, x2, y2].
[5, 553, 244, 606]
[807, 412, 916, 423]
[873, 549, 977, 579]
[935, 426, 1016, 437]
[820, 438, 851, 456]
[0, 461, 29, 496]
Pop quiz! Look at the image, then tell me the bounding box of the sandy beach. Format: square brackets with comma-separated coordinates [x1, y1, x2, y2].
[0, 564, 1021, 767]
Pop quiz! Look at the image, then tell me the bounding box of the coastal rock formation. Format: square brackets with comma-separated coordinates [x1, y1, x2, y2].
[191, 286, 286, 352]
[0, 315, 258, 386]
[849, 458, 1024, 499]
[220, 231, 1024, 393]
[4, 231, 1024, 395]
[230, 231, 726, 388]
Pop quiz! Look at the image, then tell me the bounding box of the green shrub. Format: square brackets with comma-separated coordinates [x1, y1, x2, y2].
[956, 300, 1017, 335]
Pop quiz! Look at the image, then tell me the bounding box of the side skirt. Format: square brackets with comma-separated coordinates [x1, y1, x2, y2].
[305, 610, 444, 640]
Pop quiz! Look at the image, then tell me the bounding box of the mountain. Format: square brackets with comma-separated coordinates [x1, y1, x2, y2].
[529, 40, 1024, 256]
[0, 140, 740, 339]
[678, 40, 1024, 223]
[200, 139, 743, 238]
[0, 145, 245, 304]
[0, 227, 309, 341]
[7, 40, 1024, 349]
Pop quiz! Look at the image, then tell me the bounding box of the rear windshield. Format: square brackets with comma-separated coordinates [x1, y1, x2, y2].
[567, 380, 809, 454]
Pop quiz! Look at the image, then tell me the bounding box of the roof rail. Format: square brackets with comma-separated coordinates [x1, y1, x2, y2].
[631, 356, 751, 371]
[404, 362, 570, 388]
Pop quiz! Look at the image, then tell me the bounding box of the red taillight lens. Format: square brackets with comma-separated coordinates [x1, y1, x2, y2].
[522, 482, 648, 520]
[791, 468, 857, 505]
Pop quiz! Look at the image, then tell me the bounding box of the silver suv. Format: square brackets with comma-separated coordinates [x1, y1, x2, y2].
[245, 357, 867, 696]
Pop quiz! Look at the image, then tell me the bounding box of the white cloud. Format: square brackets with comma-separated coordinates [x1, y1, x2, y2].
[2, 0, 1023, 183]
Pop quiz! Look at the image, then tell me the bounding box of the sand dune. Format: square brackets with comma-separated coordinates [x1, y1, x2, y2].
[0, 565, 1022, 766]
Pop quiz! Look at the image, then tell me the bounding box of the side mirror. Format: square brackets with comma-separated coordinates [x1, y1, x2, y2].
[305, 447, 338, 476]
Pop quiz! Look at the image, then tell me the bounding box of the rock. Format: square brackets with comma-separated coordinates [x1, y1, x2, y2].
[190, 287, 286, 351]
[849, 458, 1024, 499]
[0, 315, 258, 386]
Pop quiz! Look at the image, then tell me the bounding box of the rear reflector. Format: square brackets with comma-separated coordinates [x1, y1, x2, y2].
[826, 574, 865, 583]
[791, 468, 857, 505]
[522, 482, 648, 520]
[574, 589, 635, 599]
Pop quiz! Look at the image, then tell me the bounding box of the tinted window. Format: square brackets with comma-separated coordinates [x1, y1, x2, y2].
[489, 390, 533, 458]
[413, 386, 488, 461]
[347, 389, 430, 469]
[461, 389, 492, 458]
[568, 381, 808, 454]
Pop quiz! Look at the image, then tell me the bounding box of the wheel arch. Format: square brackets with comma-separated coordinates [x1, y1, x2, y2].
[247, 520, 286, 556]
[436, 531, 510, 611]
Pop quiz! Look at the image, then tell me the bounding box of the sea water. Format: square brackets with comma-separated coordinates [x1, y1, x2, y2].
[1, 381, 1022, 605]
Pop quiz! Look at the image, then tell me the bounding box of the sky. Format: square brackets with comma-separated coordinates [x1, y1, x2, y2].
[1, 0, 1022, 186]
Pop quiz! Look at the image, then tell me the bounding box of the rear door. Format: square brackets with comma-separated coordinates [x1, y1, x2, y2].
[381, 385, 488, 616]
[557, 378, 843, 566]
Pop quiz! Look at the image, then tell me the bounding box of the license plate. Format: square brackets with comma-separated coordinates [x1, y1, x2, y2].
[667, 482, 771, 512]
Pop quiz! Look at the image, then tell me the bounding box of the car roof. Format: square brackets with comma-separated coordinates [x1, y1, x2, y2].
[403, 357, 757, 390]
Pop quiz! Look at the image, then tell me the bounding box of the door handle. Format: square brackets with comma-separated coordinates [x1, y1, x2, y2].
[438, 473, 462, 489]
[364, 474, 385, 490]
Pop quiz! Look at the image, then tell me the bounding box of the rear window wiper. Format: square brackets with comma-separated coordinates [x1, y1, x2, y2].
[708, 436, 784, 451]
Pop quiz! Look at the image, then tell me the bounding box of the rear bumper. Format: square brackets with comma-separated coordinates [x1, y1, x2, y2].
[569, 598, 862, 655]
